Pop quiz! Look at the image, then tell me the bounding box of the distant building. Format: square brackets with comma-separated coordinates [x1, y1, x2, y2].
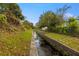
[41, 26, 48, 31]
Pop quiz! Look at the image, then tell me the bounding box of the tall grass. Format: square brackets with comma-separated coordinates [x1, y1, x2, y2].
[45, 32, 79, 52]
[0, 29, 32, 56]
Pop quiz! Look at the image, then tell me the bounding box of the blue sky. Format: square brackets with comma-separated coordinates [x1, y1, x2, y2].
[18, 3, 79, 25]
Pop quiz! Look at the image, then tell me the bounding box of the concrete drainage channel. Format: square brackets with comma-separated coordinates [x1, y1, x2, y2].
[30, 32, 38, 56]
[37, 31, 79, 56]
[30, 32, 61, 56]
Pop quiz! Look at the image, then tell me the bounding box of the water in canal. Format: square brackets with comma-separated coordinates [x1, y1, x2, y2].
[34, 32, 61, 56]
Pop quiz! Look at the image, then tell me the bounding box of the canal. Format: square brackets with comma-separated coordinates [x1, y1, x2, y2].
[34, 32, 62, 56]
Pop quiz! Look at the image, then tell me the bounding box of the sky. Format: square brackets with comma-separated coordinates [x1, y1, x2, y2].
[18, 3, 79, 25]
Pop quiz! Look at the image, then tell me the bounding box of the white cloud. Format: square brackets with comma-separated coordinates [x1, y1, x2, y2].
[64, 13, 74, 18]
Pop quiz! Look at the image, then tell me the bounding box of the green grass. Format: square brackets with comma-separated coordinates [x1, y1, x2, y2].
[45, 32, 79, 52]
[0, 29, 32, 56]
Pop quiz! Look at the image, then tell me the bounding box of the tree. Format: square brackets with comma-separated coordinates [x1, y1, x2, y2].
[0, 3, 24, 20]
[56, 5, 71, 20]
[37, 11, 56, 28]
[37, 11, 63, 32]
[68, 17, 78, 33]
[23, 20, 33, 29]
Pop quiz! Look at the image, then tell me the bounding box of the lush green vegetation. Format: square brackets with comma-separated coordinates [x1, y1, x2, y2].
[36, 5, 79, 36]
[0, 3, 24, 20]
[0, 3, 33, 31]
[36, 5, 79, 53]
[0, 3, 33, 55]
[45, 32, 79, 52]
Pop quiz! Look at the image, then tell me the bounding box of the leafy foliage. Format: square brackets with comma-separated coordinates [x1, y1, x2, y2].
[37, 5, 79, 36]
[0, 3, 24, 20]
[37, 11, 63, 31]
[0, 14, 7, 24]
[68, 17, 78, 33]
[0, 3, 33, 32]
[23, 20, 33, 29]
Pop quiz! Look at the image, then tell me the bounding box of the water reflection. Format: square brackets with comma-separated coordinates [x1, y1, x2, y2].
[34, 32, 61, 56]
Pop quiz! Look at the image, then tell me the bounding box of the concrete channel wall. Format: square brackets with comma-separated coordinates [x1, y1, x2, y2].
[30, 32, 38, 56]
[37, 31, 79, 56]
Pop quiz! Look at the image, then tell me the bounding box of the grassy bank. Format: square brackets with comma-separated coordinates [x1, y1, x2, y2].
[0, 29, 32, 56]
[45, 32, 79, 52]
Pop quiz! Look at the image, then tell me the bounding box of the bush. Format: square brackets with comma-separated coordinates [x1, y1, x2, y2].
[0, 14, 8, 24]
[68, 18, 78, 34]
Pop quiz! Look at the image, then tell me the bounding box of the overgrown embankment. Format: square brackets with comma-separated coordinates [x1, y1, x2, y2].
[0, 3, 33, 55]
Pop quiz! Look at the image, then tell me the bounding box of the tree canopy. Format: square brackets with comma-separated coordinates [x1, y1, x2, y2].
[0, 3, 24, 20]
[36, 5, 79, 36]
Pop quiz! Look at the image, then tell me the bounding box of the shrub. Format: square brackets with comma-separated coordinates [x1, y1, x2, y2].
[0, 14, 8, 24]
